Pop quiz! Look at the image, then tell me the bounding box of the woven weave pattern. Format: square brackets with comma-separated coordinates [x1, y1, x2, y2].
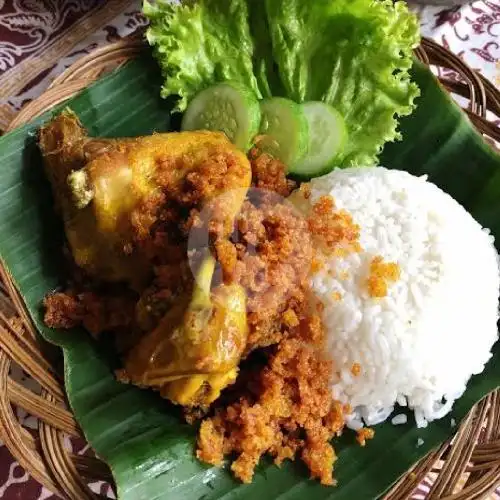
[0, 38, 499, 500]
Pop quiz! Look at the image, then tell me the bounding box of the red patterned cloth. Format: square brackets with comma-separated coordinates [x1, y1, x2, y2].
[0, 0, 146, 131]
[415, 0, 499, 84]
[0, 1, 498, 498]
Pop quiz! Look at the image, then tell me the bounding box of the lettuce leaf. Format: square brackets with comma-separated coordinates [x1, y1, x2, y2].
[143, 0, 262, 104]
[144, 0, 420, 167]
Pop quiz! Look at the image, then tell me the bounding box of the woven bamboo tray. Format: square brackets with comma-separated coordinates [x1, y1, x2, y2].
[1, 37, 500, 500]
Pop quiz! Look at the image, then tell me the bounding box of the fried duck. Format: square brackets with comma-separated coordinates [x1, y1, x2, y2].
[41, 110, 251, 406]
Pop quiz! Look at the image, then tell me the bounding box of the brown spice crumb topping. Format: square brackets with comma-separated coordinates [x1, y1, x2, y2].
[249, 147, 296, 197]
[215, 239, 238, 283]
[43, 293, 84, 329]
[196, 314, 346, 486]
[307, 196, 361, 255]
[44, 291, 136, 337]
[366, 256, 400, 298]
[233, 198, 313, 353]
[356, 427, 375, 447]
[311, 258, 324, 273]
[351, 363, 361, 376]
[282, 309, 300, 328]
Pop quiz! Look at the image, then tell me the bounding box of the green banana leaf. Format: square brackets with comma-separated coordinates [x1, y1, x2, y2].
[0, 54, 499, 500]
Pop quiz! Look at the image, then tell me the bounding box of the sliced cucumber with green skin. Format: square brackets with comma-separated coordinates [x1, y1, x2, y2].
[289, 101, 348, 178]
[258, 97, 309, 167]
[181, 81, 261, 150]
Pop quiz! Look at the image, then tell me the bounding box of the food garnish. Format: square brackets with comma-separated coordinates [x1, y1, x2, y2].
[181, 83, 348, 178]
[144, 0, 420, 170]
[366, 256, 401, 298]
[181, 81, 261, 150]
[293, 101, 348, 178]
[356, 428, 375, 447]
[257, 97, 309, 167]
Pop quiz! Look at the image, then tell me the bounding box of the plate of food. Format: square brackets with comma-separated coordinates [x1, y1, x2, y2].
[0, 0, 499, 499]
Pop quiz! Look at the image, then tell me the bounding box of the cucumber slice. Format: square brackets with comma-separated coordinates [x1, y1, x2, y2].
[258, 98, 309, 167]
[289, 101, 347, 178]
[181, 81, 261, 150]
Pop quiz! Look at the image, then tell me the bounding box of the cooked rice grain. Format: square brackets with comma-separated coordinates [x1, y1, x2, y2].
[304, 167, 500, 428]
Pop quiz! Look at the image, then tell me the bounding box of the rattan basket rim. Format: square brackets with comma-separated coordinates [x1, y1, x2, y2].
[0, 37, 499, 500]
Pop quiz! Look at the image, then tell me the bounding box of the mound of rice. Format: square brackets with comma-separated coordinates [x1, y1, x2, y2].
[305, 167, 500, 428]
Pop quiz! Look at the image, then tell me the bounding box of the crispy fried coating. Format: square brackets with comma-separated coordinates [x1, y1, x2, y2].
[42, 112, 359, 487]
[366, 256, 401, 298]
[356, 427, 375, 447]
[44, 290, 136, 337]
[196, 311, 346, 486]
[249, 147, 296, 197]
[39, 110, 252, 287]
[233, 198, 313, 353]
[195, 190, 370, 485]
[307, 195, 361, 255]
[43, 293, 84, 329]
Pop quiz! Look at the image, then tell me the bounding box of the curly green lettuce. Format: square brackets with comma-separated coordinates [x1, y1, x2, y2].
[144, 0, 420, 168]
[143, 0, 262, 104]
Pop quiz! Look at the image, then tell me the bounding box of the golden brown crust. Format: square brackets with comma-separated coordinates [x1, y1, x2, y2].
[356, 427, 375, 447]
[234, 199, 313, 353]
[366, 256, 400, 298]
[43, 293, 84, 329]
[215, 239, 238, 284]
[307, 195, 361, 255]
[42, 125, 362, 487]
[351, 362, 361, 376]
[194, 188, 368, 485]
[196, 313, 346, 485]
[196, 420, 225, 466]
[249, 147, 296, 197]
[44, 290, 136, 337]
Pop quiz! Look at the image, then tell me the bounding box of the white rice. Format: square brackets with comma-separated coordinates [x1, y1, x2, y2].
[391, 414, 408, 425]
[304, 167, 500, 429]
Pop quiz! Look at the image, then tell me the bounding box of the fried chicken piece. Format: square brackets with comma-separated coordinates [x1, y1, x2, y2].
[123, 255, 248, 407]
[41, 110, 253, 407]
[39, 110, 252, 288]
[39, 111, 149, 287]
